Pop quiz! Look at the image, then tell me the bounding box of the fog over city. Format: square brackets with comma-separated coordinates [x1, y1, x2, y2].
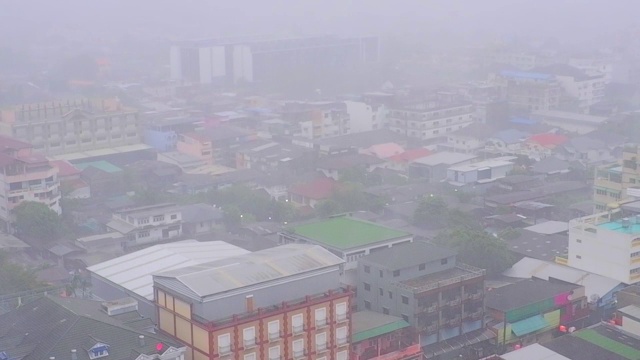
[2, 1, 640, 360]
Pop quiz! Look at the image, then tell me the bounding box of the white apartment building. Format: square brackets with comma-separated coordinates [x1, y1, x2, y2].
[0, 136, 61, 223]
[536, 64, 606, 113]
[106, 203, 182, 247]
[0, 98, 142, 156]
[344, 101, 388, 133]
[568, 209, 640, 284]
[282, 101, 351, 139]
[446, 156, 517, 185]
[388, 103, 475, 141]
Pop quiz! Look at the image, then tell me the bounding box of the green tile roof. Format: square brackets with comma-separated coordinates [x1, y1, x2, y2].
[575, 329, 640, 360]
[352, 319, 410, 343]
[287, 216, 411, 250]
[75, 160, 122, 173]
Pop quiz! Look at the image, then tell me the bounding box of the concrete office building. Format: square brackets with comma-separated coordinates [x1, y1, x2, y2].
[0, 98, 142, 156]
[153, 244, 353, 360]
[593, 145, 640, 211]
[170, 35, 379, 85]
[356, 242, 487, 355]
[568, 207, 640, 284]
[388, 103, 475, 142]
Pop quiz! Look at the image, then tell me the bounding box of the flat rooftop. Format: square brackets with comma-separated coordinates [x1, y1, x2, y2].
[399, 265, 484, 292]
[485, 278, 581, 312]
[284, 216, 411, 251]
[598, 218, 640, 234]
[543, 324, 640, 360]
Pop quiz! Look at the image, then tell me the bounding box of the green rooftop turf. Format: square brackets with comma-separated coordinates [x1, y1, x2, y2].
[352, 320, 410, 343]
[288, 217, 410, 250]
[575, 329, 640, 360]
[75, 160, 122, 173]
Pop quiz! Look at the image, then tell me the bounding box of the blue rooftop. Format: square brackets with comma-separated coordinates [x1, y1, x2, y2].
[599, 220, 640, 234]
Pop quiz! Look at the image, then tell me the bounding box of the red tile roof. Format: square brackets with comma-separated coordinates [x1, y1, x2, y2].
[51, 160, 81, 177]
[527, 133, 569, 148]
[289, 177, 338, 200]
[388, 148, 432, 163]
[0, 135, 31, 151]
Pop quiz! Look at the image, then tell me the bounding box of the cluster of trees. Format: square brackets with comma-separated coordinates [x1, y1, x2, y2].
[316, 182, 386, 218]
[0, 251, 44, 295]
[414, 195, 515, 275]
[14, 201, 66, 245]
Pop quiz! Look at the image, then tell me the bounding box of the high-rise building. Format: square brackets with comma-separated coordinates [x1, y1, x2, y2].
[170, 35, 379, 85]
[0, 135, 60, 223]
[153, 244, 353, 360]
[0, 98, 142, 156]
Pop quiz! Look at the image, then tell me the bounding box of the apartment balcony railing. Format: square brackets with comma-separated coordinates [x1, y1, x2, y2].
[218, 345, 232, 355]
[316, 318, 328, 328]
[292, 324, 304, 334]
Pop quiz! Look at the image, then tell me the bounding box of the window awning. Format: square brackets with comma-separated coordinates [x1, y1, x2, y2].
[511, 315, 549, 336]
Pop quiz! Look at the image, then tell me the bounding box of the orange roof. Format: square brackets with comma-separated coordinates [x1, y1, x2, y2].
[388, 148, 432, 163]
[51, 160, 81, 177]
[527, 133, 569, 148]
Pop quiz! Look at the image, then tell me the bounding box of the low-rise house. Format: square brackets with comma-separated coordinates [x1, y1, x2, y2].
[288, 177, 339, 208]
[280, 215, 413, 270]
[484, 181, 587, 209]
[486, 278, 589, 348]
[558, 136, 613, 165]
[447, 156, 516, 185]
[361, 142, 405, 159]
[179, 203, 223, 235]
[106, 203, 182, 247]
[440, 122, 493, 154]
[530, 156, 572, 176]
[496, 175, 544, 191]
[235, 139, 314, 172]
[316, 152, 385, 181]
[409, 152, 477, 182]
[350, 311, 422, 360]
[485, 129, 530, 155]
[523, 133, 569, 160]
[386, 148, 432, 172]
[77, 160, 124, 197]
[0, 295, 185, 360]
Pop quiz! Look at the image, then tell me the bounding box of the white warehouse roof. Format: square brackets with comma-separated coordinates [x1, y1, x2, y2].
[154, 244, 344, 299]
[87, 240, 249, 300]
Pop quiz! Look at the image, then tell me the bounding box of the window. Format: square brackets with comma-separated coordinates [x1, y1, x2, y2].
[382, 307, 390, 315]
[244, 353, 256, 360]
[364, 300, 371, 310]
[336, 302, 347, 321]
[402, 314, 409, 322]
[153, 215, 165, 222]
[393, 270, 400, 277]
[292, 339, 304, 358]
[441, 258, 448, 265]
[632, 251, 640, 258]
[379, 288, 384, 296]
[337, 350, 348, 360]
[388, 291, 393, 299]
[336, 327, 347, 345]
[138, 230, 150, 238]
[171, 214, 178, 220]
[243, 326, 256, 347]
[138, 217, 149, 225]
[315, 308, 327, 327]
[364, 283, 371, 291]
[576, 239, 582, 243]
[631, 268, 640, 274]
[379, 270, 384, 278]
[268, 345, 281, 360]
[315, 332, 327, 351]
[576, 255, 582, 259]
[218, 334, 231, 354]
[402, 295, 409, 305]
[363, 265, 371, 274]
[292, 314, 304, 334]
[268, 320, 280, 340]
[419, 263, 426, 271]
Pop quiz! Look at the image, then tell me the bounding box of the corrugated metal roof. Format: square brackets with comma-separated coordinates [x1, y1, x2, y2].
[87, 240, 248, 300]
[500, 344, 570, 360]
[504, 257, 622, 301]
[351, 311, 409, 343]
[154, 244, 344, 299]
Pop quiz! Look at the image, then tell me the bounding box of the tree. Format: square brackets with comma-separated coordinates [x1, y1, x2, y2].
[435, 227, 515, 276]
[14, 201, 64, 244]
[0, 251, 44, 295]
[413, 196, 449, 228]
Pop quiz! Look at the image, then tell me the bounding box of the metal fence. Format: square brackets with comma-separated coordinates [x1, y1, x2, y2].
[0, 285, 66, 315]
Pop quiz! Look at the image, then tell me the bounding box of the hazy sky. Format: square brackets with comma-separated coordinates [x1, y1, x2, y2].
[1, 0, 639, 49]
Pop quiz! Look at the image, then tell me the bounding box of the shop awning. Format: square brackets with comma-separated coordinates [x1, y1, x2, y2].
[511, 315, 549, 336]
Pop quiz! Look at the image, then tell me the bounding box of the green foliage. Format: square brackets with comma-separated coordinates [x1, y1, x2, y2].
[0, 251, 45, 295]
[413, 196, 449, 228]
[498, 227, 521, 241]
[14, 201, 64, 243]
[435, 227, 515, 276]
[316, 183, 385, 217]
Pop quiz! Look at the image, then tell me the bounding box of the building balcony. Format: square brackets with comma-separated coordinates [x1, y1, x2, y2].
[268, 331, 281, 341]
[218, 345, 232, 355]
[420, 303, 438, 314]
[244, 339, 256, 348]
[631, 257, 640, 265]
[316, 318, 328, 328]
[292, 324, 304, 334]
[337, 337, 348, 346]
[336, 313, 348, 322]
[293, 350, 306, 359]
[447, 317, 462, 327]
[424, 324, 438, 334]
